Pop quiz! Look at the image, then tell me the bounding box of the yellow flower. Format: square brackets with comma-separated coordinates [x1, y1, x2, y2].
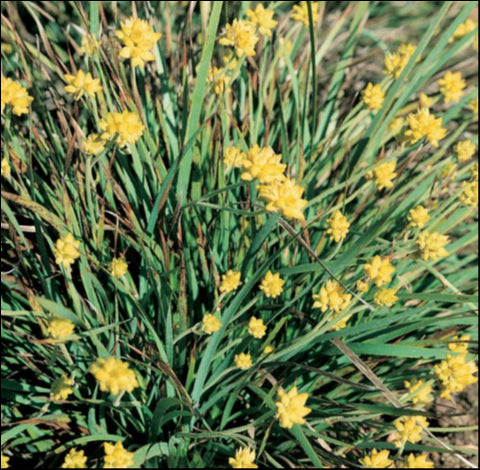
[1, 157, 11, 178]
[405, 108, 447, 148]
[359, 449, 394, 468]
[241, 145, 286, 184]
[434, 354, 478, 400]
[291, 1, 320, 27]
[259, 271, 284, 298]
[61, 448, 87, 468]
[419, 93, 434, 108]
[416, 231, 449, 261]
[234, 352, 253, 370]
[207, 66, 232, 95]
[330, 313, 353, 331]
[326, 210, 350, 243]
[392, 415, 429, 448]
[258, 178, 308, 221]
[389, 117, 405, 135]
[384, 43, 417, 79]
[79, 35, 100, 56]
[224, 146, 246, 169]
[47, 318, 75, 340]
[248, 317, 267, 339]
[404, 379, 433, 406]
[455, 140, 477, 163]
[402, 453, 434, 469]
[90, 357, 139, 396]
[460, 180, 478, 208]
[99, 111, 145, 148]
[202, 314, 222, 335]
[53, 233, 81, 269]
[374, 288, 398, 307]
[364, 256, 395, 287]
[246, 4, 277, 38]
[374, 161, 397, 190]
[451, 18, 477, 42]
[82, 134, 106, 155]
[116, 17, 162, 68]
[362, 83, 385, 111]
[263, 345, 274, 355]
[104, 441, 134, 469]
[64, 70, 102, 100]
[220, 270, 242, 294]
[51, 374, 74, 401]
[438, 71, 466, 104]
[357, 280, 370, 293]
[407, 205, 430, 229]
[448, 334, 470, 354]
[313, 280, 352, 314]
[229, 446, 258, 469]
[469, 96, 478, 115]
[1, 454, 9, 469]
[1, 76, 34, 116]
[219, 20, 259, 58]
[275, 386, 311, 429]
[111, 257, 128, 278]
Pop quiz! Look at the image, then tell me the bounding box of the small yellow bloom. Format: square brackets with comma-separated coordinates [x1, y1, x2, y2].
[246, 4, 277, 38]
[405, 108, 447, 148]
[82, 134, 106, 155]
[219, 20, 259, 58]
[359, 449, 394, 468]
[448, 334, 470, 354]
[275, 386, 311, 429]
[291, 1, 320, 27]
[90, 357, 139, 396]
[419, 93, 434, 108]
[357, 280, 370, 293]
[455, 140, 477, 163]
[384, 43, 417, 79]
[451, 18, 477, 42]
[1, 76, 34, 116]
[329, 313, 353, 331]
[220, 270, 242, 294]
[47, 318, 75, 340]
[116, 17, 162, 68]
[362, 83, 385, 111]
[234, 352, 253, 370]
[402, 453, 434, 469]
[407, 205, 430, 229]
[374, 161, 397, 191]
[111, 257, 128, 278]
[263, 345, 274, 355]
[104, 441, 134, 469]
[1, 157, 11, 178]
[460, 180, 478, 208]
[469, 96, 478, 115]
[374, 288, 398, 307]
[207, 66, 232, 95]
[392, 415, 429, 448]
[64, 70, 102, 100]
[248, 317, 267, 339]
[224, 146, 246, 169]
[229, 446, 258, 469]
[99, 111, 144, 148]
[416, 231, 449, 261]
[364, 256, 395, 287]
[434, 354, 478, 400]
[51, 374, 74, 401]
[1, 454, 9, 469]
[259, 271, 284, 298]
[326, 210, 350, 243]
[53, 233, 81, 269]
[313, 280, 351, 314]
[202, 314, 222, 335]
[439, 71, 466, 104]
[61, 448, 87, 468]
[79, 35, 100, 56]
[241, 145, 286, 184]
[404, 379, 433, 406]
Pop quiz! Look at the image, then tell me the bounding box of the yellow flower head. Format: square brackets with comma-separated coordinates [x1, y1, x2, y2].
[99, 111, 144, 148]
[407, 205, 431, 229]
[374, 288, 399, 308]
[90, 357, 139, 396]
[64, 70, 102, 100]
[220, 270, 242, 294]
[374, 161, 397, 190]
[404, 379, 433, 406]
[460, 180, 478, 208]
[241, 145, 286, 184]
[248, 317, 267, 339]
[448, 334, 471, 354]
[392, 415, 429, 448]
[207, 66, 232, 95]
[275, 386, 311, 429]
[219, 20, 259, 58]
[51, 374, 74, 401]
[53, 233, 81, 269]
[402, 453, 434, 469]
[202, 314, 222, 335]
[234, 352, 253, 370]
[1, 158, 11, 178]
[1, 76, 34, 116]
[1, 454, 9, 469]
[291, 2, 320, 27]
[258, 178, 308, 221]
[438, 71, 466, 104]
[116, 17, 162, 68]
[416, 231, 449, 261]
[405, 108, 447, 148]
[469, 96, 478, 115]
[246, 4, 278, 38]
[359, 449, 394, 468]
[384, 43, 417, 79]
[362, 83, 385, 111]
[329, 313, 353, 332]
[313, 279, 352, 314]
[364, 256, 395, 287]
[455, 140, 477, 163]
[357, 280, 370, 293]
[326, 210, 350, 243]
[263, 345, 274, 355]
[80, 35, 100, 56]
[441, 161, 458, 179]
[47, 318, 75, 340]
[224, 146, 246, 169]
[451, 18, 478, 42]
[419, 93, 434, 108]
[111, 257, 128, 278]
[229, 446, 258, 469]
[259, 271, 285, 298]
[82, 134, 106, 155]
[434, 354, 478, 400]
[61, 448, 87, 468]
[104, 441, 134, 469]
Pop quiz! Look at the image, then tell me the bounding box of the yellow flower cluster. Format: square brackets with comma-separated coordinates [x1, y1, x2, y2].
[364, 256, 395, 287]
[0, 454, 9, 469]
[219, 20, 259, 58]
[47, 318, 75, 340]
[51, 374, 74, 401]
[53, 233, 81, 269]
[291, 1, 320, 27]
[408, 205, 430, 229]
[202, 314, 222, 335]
[246, 4, 277, 38]
[402, 453, 434, 469]
[229, 446, 258, 469]
[359, 449, 393, 468]
[90, 357, 139, 396]
[1, 76, 33, 116]
[275, 386, 311, 429]
[448, 334, 470, 354]
[384, 43, 417, 78]
[326, 210, 350, 243]
[1, 157, 11, 178]
[259, 178, 308, 221]
[416, 230, 449, 261]
[64, 70, 102, 100]
[419, 92, 434, 108]
[460, 180, 478, 208]
[392, 415, 429, 448]
[259, 271, 284, 298]
[104, 441, 134, 468]
[438, 71, 466, 104]
[79, 34, 100, 56]
[450, 18, 478, 42]
[241, 145, 286, 183]
[405, 107, 447, 147]
[374, 161, 397, 190]
[362, 83, 385, 111]
[434, 353, 478, 400]
[248, 317, 267, 339]
[313, 280, 352, 313]
[455, 140, 477, 162]
[374, 288, 398, 307]
[111, 257, 129, 278]
[82, 134, 105, 155]
[100, 111, 145, 148]
[207, 66, 233, 95]
[404, 378, 433, 406]
[61, 448, 87, 468]
[224, 146, 246, 169]
[116, 17, 162, 68]
[234, 352, 253, 370]
[220, 270, 242, 294]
